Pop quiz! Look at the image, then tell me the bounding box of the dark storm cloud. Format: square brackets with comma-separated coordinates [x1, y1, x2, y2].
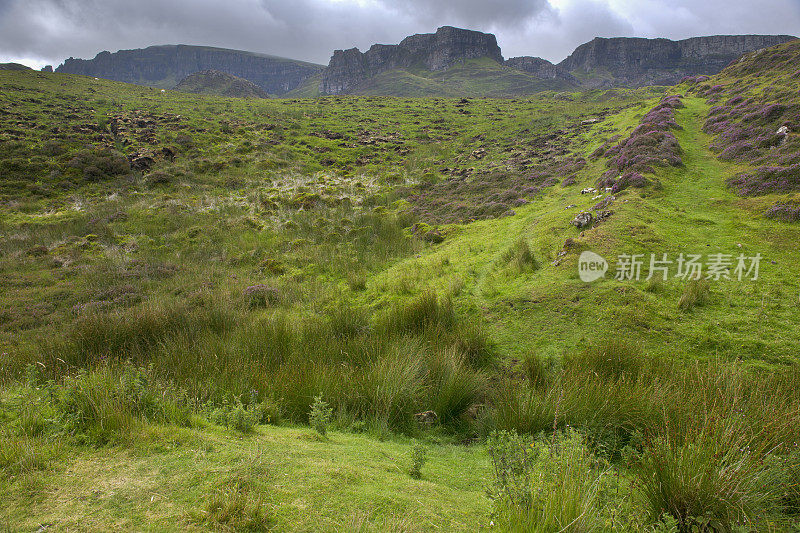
[379, 0, 553, 28]
[0, 0, 797, 69]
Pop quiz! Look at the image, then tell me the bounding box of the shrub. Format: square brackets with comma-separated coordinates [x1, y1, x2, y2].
[765, 202, 800, 222]
[55, 363, 192, 444]
[327, 301, 369, 339]
[67, 148, 130, 181]
[409, 440, 427, 479]
[565, 339, 644, 381]
[209, 393, 278, 432]
[309, 394, 333, 436]
[243, 285, 281, 308]
[0, 435, 62, 477]
[678, 279, 711, 311]
[426, 347, 486, 424]
[612, 172, 649, 193]
[346, 269, 368, 291]
[202, 478, 273, 530]
[637, 421, 777, 530]
[47, 300, 238, 370]
[144, 170, 171, 185]
[599, 96, 683, 188]
[359, 344, 426, 431]
[487, 430, 609, 531]
[501, 238, 539, 273]
[377, 291, 455, 336]
[521, 354, 551, 388]
[210, 401, 259, 433]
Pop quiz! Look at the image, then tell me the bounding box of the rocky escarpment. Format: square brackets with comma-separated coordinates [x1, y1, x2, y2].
[174, 70, 270, 98]
[56, 45, 324, 95]
[505, 57, 576, 83]
[558, 35, 796, 87]
[320, 26, 503, 94]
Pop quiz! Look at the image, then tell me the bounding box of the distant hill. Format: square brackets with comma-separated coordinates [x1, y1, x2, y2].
[55, 45, 324, 95]
[0, 63, 31, 71]
[558, 35, 797, 87]
[174, 69, 270, 98]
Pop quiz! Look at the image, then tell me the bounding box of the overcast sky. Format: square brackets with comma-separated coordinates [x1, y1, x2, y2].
[1, 0, 798, 69]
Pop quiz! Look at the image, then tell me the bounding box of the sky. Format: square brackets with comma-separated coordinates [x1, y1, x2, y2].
[0, 0, 798, 69]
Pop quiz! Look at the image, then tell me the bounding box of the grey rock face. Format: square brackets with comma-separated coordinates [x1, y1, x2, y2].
[558, 35, 796, 87]
[505, 56, 577, 83]
[56, 45, 324, 95]
[320, 26, 503, 95]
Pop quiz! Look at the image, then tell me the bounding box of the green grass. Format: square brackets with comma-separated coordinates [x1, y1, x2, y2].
[3, 41, 800, 530]
[0, 423, 492, 531]
[344, 58, 577, 97]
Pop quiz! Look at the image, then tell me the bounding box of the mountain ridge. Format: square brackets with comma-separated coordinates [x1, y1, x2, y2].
[55, 44, 324, 95]
[51, 30, 797, 97]
[558, 34, 797, 87]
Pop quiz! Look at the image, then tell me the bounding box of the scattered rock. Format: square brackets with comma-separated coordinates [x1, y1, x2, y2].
[571, 211, 593, 228]
[595, 210, 614, 221]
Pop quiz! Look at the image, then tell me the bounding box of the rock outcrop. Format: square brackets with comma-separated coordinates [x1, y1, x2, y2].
[56, 45, 324, 95]
[558, 35, 797, 87]
[320, 26, 503, 94]
[505, 56, 576, 83]
[174, 70, 270, 98]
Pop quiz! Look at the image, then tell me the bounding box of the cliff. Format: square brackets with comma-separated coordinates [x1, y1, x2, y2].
[505, 57, 576, 83]
[558, 35, 797, 87]
[55, 45, 324, 95]
[320, 26, 503, 95]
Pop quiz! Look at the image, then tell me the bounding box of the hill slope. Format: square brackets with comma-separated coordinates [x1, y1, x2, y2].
[174, 69, 270, 98]
[3, 40, 800, 531]
[0, 63, 31, 71]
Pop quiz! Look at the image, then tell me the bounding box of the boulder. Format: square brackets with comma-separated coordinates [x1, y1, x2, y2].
[571, 212, 593, 228]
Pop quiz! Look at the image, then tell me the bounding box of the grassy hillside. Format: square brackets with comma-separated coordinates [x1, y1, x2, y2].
[290, 58, 577, 97]
[174, 70, 270, 98]
[3, 42, 800, 530]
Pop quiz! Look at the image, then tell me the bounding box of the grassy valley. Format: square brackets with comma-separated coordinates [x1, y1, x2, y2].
[2, 40, 800, 531]
[290, 58, 577, 98]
